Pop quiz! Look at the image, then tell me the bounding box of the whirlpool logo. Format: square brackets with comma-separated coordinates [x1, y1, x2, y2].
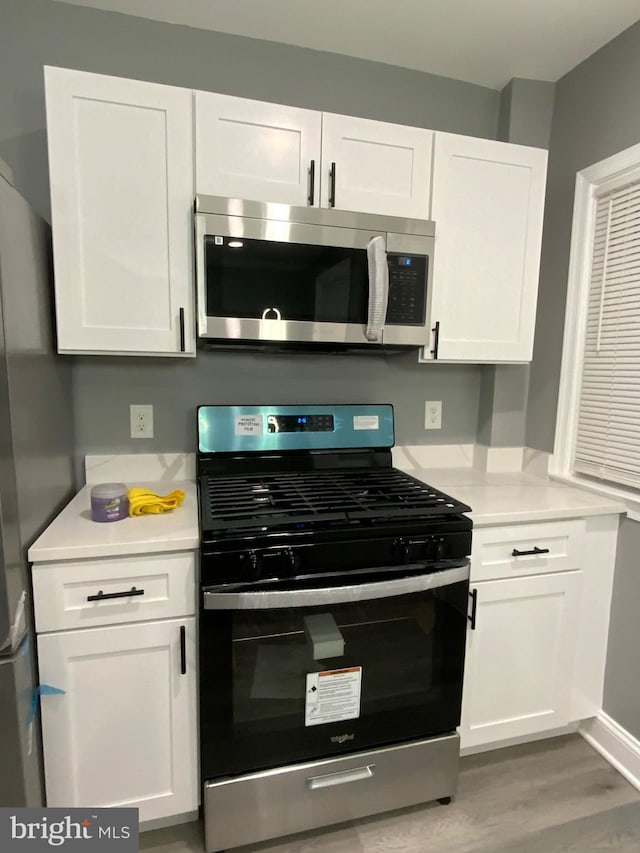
[330, 733, 355, 744]
[0, 808, 138, 851]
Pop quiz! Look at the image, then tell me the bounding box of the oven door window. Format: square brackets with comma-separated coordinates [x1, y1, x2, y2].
[205, 237, 369, 323]
[200, 581, 468, 779]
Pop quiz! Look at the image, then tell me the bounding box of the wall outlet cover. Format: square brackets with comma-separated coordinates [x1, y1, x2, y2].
[425, 401, 442, 430]
[130, 404, 154, 439]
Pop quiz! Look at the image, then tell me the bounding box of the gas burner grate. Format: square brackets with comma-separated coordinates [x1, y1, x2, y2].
[200, 469, 470, 532]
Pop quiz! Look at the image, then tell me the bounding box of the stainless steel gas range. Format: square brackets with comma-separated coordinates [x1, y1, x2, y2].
[196, 404, 472, 852]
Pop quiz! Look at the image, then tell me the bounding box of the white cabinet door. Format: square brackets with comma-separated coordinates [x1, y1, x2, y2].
[425, 133, 547, 362]
[460, 571, 581, 750]
[45, 67, 195, 355]
[320, 114, 432, 218]
[195, 92, 322, 206]
[38, 618, 198, 822]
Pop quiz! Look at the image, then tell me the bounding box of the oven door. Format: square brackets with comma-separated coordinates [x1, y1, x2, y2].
[195, 212, 431, 347]
[200, 564, 469, 780]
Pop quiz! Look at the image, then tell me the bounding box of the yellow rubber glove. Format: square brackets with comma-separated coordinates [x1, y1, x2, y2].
[127, 487, 185, 517]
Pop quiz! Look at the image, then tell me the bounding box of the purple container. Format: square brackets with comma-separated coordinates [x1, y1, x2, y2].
[91, 483, 129, 522]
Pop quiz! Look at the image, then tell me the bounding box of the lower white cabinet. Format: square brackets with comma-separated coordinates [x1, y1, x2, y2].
[460, 571, 581, 749]
[38, 617, 198, 822]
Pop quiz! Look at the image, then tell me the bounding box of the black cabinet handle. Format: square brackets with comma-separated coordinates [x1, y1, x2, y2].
[430, 321, 440, 359]
[468, 589, 478, 630]
[308, 159, 316, 206]
[512, 546, 550, 557]
[329, 162, 336, 207]
[179, 307, 185, 352]
[87, 586, 144, 602]
[180, 626, 187, 675]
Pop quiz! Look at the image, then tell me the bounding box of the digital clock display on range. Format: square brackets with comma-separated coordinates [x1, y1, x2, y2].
[267, 414, 335, 433]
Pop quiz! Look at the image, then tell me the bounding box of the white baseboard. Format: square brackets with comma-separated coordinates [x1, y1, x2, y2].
[140, 810, 199, 833]
[460, 723, 578, 757]
[580, 713, 640, 792]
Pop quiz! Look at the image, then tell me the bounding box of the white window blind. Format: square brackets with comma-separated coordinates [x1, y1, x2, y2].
[575, 180, 640, 489]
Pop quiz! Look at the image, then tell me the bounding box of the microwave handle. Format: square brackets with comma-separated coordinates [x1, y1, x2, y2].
[365, 235, 389, 343]
[195, 213, 207, 336]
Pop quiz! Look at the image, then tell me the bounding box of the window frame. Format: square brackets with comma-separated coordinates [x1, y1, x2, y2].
[550, 141, 640, 522]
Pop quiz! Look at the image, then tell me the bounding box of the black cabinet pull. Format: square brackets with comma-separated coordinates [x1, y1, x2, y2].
[468, 589, 478, 631]
[308, 159, 316, 206]
[87, 586, 144, 602]
[329, 162, 336, 207]
[430, 321, 440, 359]
[179, 307, 186, 352]
[180, 626, 187, 675]
[512, 546, 550, 557]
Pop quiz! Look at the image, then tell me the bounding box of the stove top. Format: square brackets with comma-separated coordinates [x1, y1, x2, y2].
[200, 467, 470, 535]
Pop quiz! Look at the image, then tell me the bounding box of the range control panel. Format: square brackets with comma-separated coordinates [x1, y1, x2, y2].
[198, 404, 395, 453]
[386, 254, 427, 326]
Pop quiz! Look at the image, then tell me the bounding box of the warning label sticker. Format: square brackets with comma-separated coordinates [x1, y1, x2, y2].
[234, 415, 263, 436]
[305, 666, 362, 727]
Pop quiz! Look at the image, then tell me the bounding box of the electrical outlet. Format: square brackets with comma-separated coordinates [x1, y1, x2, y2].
[130, 404, 154, 439]
[424, 401, 442, 430]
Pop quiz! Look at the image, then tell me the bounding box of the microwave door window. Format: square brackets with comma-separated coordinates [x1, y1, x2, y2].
[205, 237, 368, 323]
[314, 257, 352, 321]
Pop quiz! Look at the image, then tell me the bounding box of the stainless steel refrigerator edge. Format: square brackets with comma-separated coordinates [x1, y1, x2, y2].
[0, 156, 75, 806]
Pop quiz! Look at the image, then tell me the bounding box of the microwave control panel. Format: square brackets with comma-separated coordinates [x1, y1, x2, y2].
[386, 254, 427, 326]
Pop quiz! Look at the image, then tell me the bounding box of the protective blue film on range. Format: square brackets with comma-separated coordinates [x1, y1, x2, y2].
[198, 405, 394, 453]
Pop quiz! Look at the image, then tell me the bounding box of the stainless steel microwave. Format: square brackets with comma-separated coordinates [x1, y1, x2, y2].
[195, 195, 435, 350]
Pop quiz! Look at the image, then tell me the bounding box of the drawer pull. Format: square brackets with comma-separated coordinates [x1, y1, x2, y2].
[87, 586, 145, 602]
[307, 764, 375, 790]
[329, 161, 336, 207]
[511, 547, 550, 557]
[180, 625, 187, 675]
[468, 588, 478, 630]
[308, 158, 316, 206]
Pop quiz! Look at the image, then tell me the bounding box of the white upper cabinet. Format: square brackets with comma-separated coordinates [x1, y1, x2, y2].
[194, 98, 432, 218]
[195, 92, 322, 206]
[320, 114, 433, 218]
[423, 133, 548, 362]
[45, 67, 195, 356]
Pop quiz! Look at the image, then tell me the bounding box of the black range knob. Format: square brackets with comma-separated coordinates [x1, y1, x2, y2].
[242, 550, 261, 582]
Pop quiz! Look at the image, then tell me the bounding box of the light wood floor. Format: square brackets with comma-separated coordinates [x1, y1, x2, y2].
[140, 735, 640, 853]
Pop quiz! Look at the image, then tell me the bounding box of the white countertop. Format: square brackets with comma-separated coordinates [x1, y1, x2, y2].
[28, 481, 199, 563]
[28, 461, 627, 564]
[401, 467, 627, 526]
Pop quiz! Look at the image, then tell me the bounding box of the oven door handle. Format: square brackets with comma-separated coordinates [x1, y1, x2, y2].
[203, 563, 469, 610]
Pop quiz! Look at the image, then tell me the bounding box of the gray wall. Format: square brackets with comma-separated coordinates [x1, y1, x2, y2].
[0, 0, 499, 461]
[478, 79, 555, 447]
[526, 20, 640, 452]
[603, 518, 640, 736]
[72, 353, 481, 455]
[0, 0, 499, 222]
[523, 19, 640, 738]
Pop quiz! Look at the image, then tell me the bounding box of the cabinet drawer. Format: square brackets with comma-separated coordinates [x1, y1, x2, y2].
[32, 551, 196, 632]
[470, 520, 585, 582]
